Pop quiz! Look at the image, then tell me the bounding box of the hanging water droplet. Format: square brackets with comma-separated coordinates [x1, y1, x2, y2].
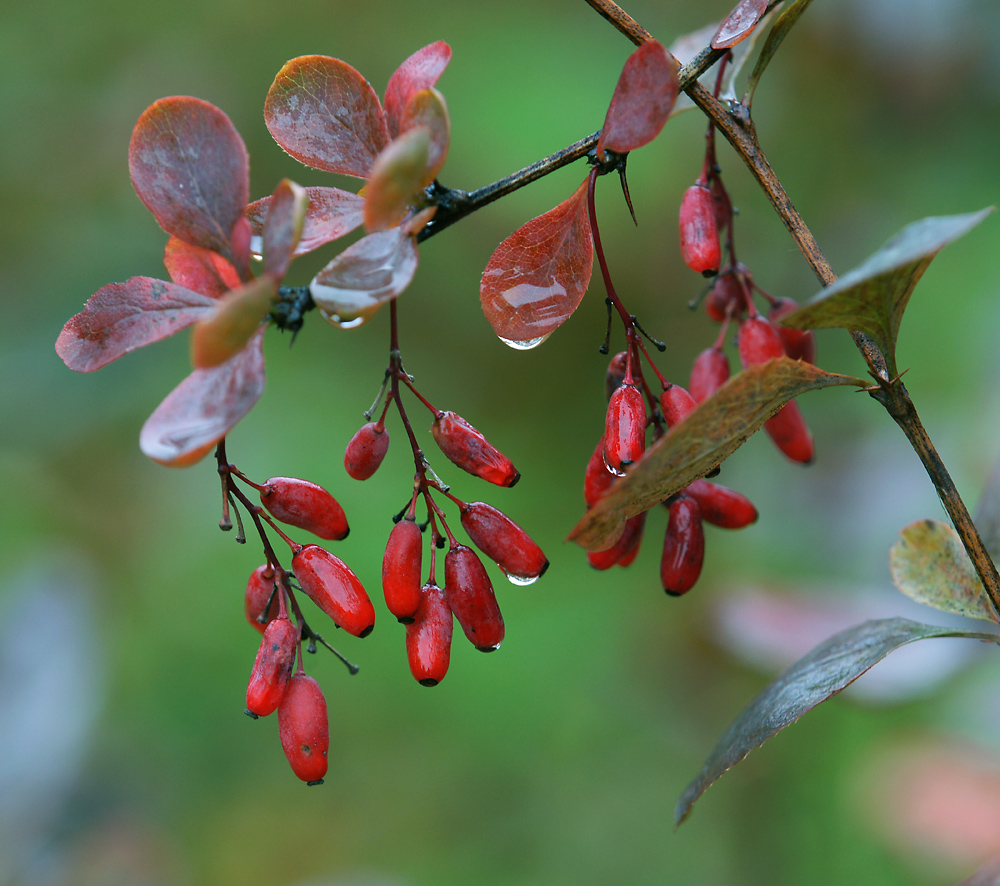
[503, 571, 539, 587]
[249, 235, 264, 262]
[498, 333, 551, 351]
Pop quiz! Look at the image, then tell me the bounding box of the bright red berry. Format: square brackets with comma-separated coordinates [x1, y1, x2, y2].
[679, 183, 721, 276]
[406, 582, 453, 686]
[689, 347, 731, 403]
[587, 511, 647, 570]
[278, 673, 329, 785]
[344, 421, 390, 480]
[764, 400, 815, 464]
[584, 437, 615, 508]
[685, 478, 758, 529]
[768, 297, 816, 364]
[292, 545, 375, 638]
[604, 383, 646, 475]
[259, 477, 349, 541]
[660, 384, 697, 429]
[444, 545, 504, 652]
[738, 315, 785, 368]
[661, 496, 705, 596]
[431, 411, 520, 487]
[245, 564, 279, 634]
[605, 351, 627, 402]
[245, 616, 298, 718]
[460, 501, 548, 584]
[382, 519, 423, 623]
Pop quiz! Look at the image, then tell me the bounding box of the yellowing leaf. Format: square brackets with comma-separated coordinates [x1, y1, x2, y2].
[364, 128, 431, 232]
[399, 87, 450, 182]
[191, 275, 278, 369]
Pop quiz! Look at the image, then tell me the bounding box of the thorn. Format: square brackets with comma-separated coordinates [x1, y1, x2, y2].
[619, 165, 637, 226]
[599, 298, 612, 354]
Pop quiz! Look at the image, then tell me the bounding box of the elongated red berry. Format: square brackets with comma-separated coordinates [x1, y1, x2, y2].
[738, 315, 785, 368]
[431, 411, 519, 487]
[605, 351, 627, 402]
[689, 347, 730, 403]
[764, 400, 814, 464]
[685, 478, 758, 528]
[768, 297, 816, 364]
[604, 383, 646, 475]
[705, 271, 744, 323]
[259, 477, 349, 541]
[584, 437, 615, 507]
[292, 545, 375, 638]
[344, 421, 390, 480]
[444, 545, 504, 652]
[245, 564, 279, 634]
[460, 501, 548, 584]
[246, 617, 298, 718]
[278, 673, 329, 784]
[661, 496, 705, 596]
[406, 582, 453, 686]
[383, 519, 423, 623]
[660, 384, 697, 428]
[679, 183, 721, 276]
[587, 511, 647, 570]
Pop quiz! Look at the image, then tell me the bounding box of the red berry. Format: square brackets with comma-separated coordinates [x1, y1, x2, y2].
[768, 297, 816, 364]
[245, 564, 279, 634]
[584, 437, 615, 507]
[245, 617, 298, 718]
[661, 496, 705, 596]
[604, 383, 646, 475]
[705, 271, 744, 323]
[259, 477, 349, 541]
[344, 421, 390, 480]
[587, 511, 647, 570]
[460, 501, 548, 584]
[406, 582, 453, 686]
[679, 183, 721, 276]
[685, 478, 758, 528]
[738, 315, 785, 368]
[382, 519, 423, 623]
[659, 384, 697, 428]
[430, 411, 519, 488]
[444, 545, 504, 652]
[689, 347, 730, 404]
[292, 545, 375, 638]
[605, 351, 628, 402]
[278, 673, 329, 784]
[764, 400, 814, 464]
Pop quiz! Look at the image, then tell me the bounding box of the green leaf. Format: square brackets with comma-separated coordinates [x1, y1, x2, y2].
[890, 520, 998, 623]
[780, 208, 994, 377]
[568, 358, 865, 551]
[743, 0, 815, 105]
[675, 617, 1000, 826]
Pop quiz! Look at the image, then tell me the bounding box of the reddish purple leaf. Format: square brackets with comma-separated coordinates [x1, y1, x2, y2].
[309, 228, 419, 328]
[712, 0, 769, 49]
[384, 41, 452, 139]
[265, 56, 390, 179]
[596, 41, 679, 157]
[261, 179, 309, 279]
[247, 187, 364, 258]
[480, 178, 593, 348]
[128, 97, 249, 259]
[399, 87, 450, 182]
[363, 128, 431, 232]
[140, 330, 266, 467]
[163, 237, 241, 298]
[191, 275, 278, 369]
[56, 278, 216, 372]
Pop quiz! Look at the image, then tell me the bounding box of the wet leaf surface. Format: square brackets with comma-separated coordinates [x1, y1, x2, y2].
[247, 187, 364, 258]
[383, 41, 452, 139]
[261, 179, 308, 279]
[712, 0, 769, 49]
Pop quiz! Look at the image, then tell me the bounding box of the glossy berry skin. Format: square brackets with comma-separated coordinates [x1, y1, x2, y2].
[259, 477, 349, 541]
[738, 315, 785, 368]
[605, 351, 628, 402]
[768, 297, 816, 364]
[587, 511, 646, 570]
[764, 400, 814, 464]
[406, 583, 453, 686]
[278, 673, 329, 784]
[604, 383, 646, 475]
[344, 422, 390, 480]
[292, 545, 375, 638]
[460, 501, 548, 583]
[661, 496, 705, 596]
[685, 478, 758, 529]
[245, 564, 279, 634]
[679, 184, 721, 276]
[444, 545, 504, 652]
[382, 519, 423, 623]
[246, 617, 298, 718]
[431, 411, 519, 487]
[689, 347, 731, 404]
[660, 384, 697, 429]
[584, 438, 615, 508]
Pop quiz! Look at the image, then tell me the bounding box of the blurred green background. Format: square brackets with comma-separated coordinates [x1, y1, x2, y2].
[4, 0, 1000, 884]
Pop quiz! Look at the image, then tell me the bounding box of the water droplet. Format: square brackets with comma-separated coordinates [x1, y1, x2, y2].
[498, 333, 551, 350]
[602, 453, 626, 477]
[503, 571, 539, 587]
[249, 235, 263, 262]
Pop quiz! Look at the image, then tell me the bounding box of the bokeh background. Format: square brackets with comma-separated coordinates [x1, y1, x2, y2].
[4, 0, 1000, 883]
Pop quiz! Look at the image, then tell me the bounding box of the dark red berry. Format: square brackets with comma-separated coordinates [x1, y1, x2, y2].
[604, 383, 646, 475]
[245, 617, 298, 718]
[768, 297, 816, 364]
[679, 183, 721, 276]
[431, 411, 519, 487]
[685, 478, 758, 528]
[382, 519, 423, 623]
[278, 673, 329, 784]
[661, 496, 705, 596]
[587, 511, 647, 570]
[584, 437, 615, 508]
[259, 477, 349, 541]
[689, 347, 731, 403]
[460, 501, 548, 584]
[711, 176, 732, 233]
[764, 401, 814, 464]
[344, 421, 390, 480]
[245, 564, 279, 634]
[738, 315, 785, 369]
[605, 351, 627, 402]
[660, 384, 697, 429]
[705, 271, 744, 323]
[292, 544, 375, 638]
[406, 582, 453, 686]
[444, 545, 504, 652]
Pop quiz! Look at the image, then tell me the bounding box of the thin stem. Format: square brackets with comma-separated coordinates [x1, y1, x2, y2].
[582, 0, 653, 44]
